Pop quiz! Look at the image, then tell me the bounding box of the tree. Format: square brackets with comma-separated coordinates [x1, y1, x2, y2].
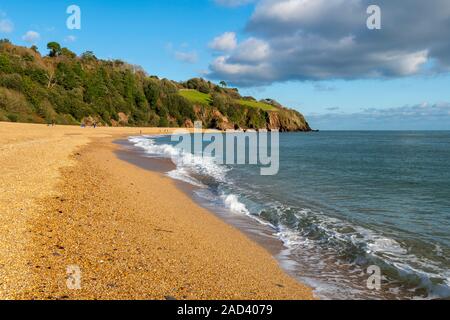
[47, 42, 62, 57]
[61, 47, 76, 58]
[185, 78, 211, 94]
[220, 80, 227, 88]
[30, 45, 39, 53]
[0, 39, 11, 44]
[81, 51, 97, 61]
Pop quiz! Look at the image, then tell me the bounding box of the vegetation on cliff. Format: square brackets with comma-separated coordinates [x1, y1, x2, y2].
[0, 40, 311, 131]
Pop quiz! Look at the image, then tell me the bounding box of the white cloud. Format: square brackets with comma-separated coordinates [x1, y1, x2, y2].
[370, 50, 429, 76]
[175, 51, 198, 64]
[309, 102, 450, 130]
[0, 18, 13, 33]
[22, 30, 40, 44]
[211, 55, 273, 85]
[166, 42, 199, 64]
[209, 35, 272, 85]
[209, 32, 237, 52]
[231, 37, 270, 63]
[65, 35, 77, 43]
[208, 0, 450, 86]
[315, 84, 337, 92]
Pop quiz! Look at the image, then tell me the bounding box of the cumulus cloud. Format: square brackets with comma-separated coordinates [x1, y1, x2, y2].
[230, 37, 270, 63]
[208, 0, 450, 86]
[208, 33, 271, 85]
[22, 30, 40, 44]
[209, 32, 237, 51]
[174, 51, 198, 64]
[166, 42, 199, 64]
[315, 84, 337, 92]
[208, 35, 272, 86]
[0, 12, 13, 33]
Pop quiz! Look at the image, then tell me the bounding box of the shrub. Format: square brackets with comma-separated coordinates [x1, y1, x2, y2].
[0, 53, 12, 73]
[7, 113, 18, 122]
[0, 73, 23, 91]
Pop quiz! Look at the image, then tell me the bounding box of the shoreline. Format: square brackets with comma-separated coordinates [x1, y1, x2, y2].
[115, 138, 303, 280]
[0, 122, 314, 300]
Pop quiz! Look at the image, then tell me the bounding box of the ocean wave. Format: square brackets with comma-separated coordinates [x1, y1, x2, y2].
[264, 201, 450, 299]
[128, 135, 229, 186]
[221, 194, 249, 215]
[128, 135, 450, 299]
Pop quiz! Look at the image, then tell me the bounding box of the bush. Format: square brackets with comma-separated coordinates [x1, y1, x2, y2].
[0, 53, 12, 73]
[7, 113, 18, 122]
[185, 78, 211, 94]
[0, 87, 34, 115]
[0, 73, 23, 91]
[212, 93, 230, 114]
[158, 116, 169, 127]
[35, 100, 57, 122]
[0, 111, 7, 121]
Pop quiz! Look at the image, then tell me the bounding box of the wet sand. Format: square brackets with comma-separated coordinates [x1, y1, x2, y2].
[0, 122, 313, 300]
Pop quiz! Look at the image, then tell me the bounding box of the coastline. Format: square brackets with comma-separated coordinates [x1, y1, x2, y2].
[115, 138, 300, 281]
[0, 122, 313, 300]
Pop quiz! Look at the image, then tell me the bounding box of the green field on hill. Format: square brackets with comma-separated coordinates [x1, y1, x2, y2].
[235, 99, 277, 112]
[179, 90, 212, 105]
[179, 89, 276, 111]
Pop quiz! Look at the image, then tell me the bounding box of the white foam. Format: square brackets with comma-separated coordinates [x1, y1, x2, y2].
[128, 135, 229, 187]
[262, 200, 450, 298]
[221, 194, 250, 215]
[167, 169, 205, 188]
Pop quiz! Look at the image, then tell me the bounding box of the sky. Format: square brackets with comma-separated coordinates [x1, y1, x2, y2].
[1, 0, 450, 130]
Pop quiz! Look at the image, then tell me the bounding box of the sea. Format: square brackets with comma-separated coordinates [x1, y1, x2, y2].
[125, 131, 450, 300]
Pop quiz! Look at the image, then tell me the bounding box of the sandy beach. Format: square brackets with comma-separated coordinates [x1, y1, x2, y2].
[0, 122, 313, 300]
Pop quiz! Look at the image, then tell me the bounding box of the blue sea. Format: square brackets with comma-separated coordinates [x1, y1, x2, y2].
[128, 131, 450, 300]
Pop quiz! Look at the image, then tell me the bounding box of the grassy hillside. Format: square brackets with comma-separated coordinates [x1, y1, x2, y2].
[181, 89, 276, 112]
[0, 40, 311, 131]
[235, 98, 276, 112]
[179, 89, 212, 105]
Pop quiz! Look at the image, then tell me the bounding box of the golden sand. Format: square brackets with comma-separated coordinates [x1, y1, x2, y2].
[0, 122, 313, 300]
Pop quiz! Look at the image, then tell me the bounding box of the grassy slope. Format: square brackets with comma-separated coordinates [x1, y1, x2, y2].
[179, 89, 212, 105]
[236, 99, 277, 112]
[179, 89, 277, 111]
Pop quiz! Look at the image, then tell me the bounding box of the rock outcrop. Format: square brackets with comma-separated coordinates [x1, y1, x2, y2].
[267, 110, 311, 132]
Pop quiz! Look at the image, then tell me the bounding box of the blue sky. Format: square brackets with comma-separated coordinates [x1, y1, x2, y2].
[1, 0, 450, 130]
